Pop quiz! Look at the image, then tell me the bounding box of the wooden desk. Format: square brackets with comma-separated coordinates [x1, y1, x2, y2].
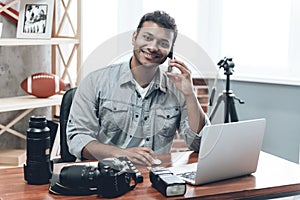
[1, 151, 300, 200]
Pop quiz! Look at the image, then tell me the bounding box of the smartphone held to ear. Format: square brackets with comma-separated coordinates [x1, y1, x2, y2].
[166, 52, 180, 74]
[167, 64, 173, 73]
[167, 52, 173, 72]
[167, 57, 180, 74]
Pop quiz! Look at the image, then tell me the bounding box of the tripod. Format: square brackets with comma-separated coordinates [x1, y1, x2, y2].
[209, 58, 244, 123]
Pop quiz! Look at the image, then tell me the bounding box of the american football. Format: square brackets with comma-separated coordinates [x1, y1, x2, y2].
[20, 72, 66, 98]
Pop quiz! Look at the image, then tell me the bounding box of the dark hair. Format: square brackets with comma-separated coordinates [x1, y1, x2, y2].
[136, 10, 178, 47]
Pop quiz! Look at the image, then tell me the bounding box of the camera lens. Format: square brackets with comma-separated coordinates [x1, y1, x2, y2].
[24, 116, 53, 185]
[60, 165, 101, 188]
[27, 116, 50, 160]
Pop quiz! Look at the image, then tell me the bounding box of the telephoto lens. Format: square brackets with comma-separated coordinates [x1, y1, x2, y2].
[60, 165, 101, 189]
[24, 116, 53, 185]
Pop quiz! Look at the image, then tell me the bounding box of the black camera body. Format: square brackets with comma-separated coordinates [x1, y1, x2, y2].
[150, 167, 186, 197]
[24, 116, 53, 185]
[49, 157, 141, 198]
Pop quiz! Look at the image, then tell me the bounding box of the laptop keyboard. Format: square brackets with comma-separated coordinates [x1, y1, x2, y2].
[178, 171, 197, 181]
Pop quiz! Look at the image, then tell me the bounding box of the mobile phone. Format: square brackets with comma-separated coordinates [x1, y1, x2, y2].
[167, 52, 173, 72]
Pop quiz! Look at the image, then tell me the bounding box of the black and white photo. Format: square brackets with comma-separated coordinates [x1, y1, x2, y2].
[23, 4, 48, 34]
[17, 0, 54, 39]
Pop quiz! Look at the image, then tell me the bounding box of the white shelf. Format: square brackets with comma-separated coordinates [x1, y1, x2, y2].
[0, 95, 63, 141]
[0, 0, 81, 156]
[0, 38, 79, 46]
[0, 95, 63, 112]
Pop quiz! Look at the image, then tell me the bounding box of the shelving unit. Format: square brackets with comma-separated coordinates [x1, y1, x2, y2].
[0, 95, 63, 139]
[0, 38, 79, 46]
[0, 0, 81, 166]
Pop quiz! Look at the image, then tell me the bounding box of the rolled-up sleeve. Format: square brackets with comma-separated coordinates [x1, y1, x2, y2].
[66, 74, 100, 160]
[181, 114, 211, 151]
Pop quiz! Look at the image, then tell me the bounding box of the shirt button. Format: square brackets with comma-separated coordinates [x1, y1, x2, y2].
[130, 135, 133, 138]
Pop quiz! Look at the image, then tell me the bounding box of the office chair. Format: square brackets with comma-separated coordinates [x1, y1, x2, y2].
[59, 87, 77, 162]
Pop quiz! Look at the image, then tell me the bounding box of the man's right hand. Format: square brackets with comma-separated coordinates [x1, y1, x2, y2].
[82, 141, 159, 166]
[117, 147, 158, 166]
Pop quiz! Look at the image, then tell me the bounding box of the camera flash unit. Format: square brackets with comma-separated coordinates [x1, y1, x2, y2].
[150, 167, 186, 197]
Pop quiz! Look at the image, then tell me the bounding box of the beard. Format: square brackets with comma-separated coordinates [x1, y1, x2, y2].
[133, 47, 168, 68]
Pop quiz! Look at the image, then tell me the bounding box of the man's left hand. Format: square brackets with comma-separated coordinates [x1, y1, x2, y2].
[166, 58, 195, 97]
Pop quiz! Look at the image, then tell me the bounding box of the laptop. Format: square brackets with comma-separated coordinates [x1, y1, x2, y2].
[168, 118, 266, 185]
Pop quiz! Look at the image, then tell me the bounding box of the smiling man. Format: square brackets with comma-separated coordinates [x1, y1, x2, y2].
[67, 11, 209, 166]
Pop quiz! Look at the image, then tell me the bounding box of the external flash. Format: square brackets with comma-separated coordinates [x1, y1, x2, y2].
[149, 167, 186, 197]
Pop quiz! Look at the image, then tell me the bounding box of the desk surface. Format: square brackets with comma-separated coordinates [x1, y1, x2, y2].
[1, 151, 300, 200]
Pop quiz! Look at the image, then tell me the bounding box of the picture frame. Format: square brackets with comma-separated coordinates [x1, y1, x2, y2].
[16, 0, 54, 39]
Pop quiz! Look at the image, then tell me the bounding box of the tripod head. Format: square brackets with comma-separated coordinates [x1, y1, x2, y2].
[217, 57, 235, 76]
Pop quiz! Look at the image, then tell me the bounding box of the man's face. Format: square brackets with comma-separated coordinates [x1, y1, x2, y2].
[132, 21, 174, 68]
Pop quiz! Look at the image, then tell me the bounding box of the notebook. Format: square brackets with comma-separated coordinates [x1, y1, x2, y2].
[168, 118, 266, 185]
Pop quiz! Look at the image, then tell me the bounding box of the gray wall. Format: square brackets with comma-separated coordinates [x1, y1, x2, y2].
[0, 17, 51, 149]
[209, 79, 300, 163]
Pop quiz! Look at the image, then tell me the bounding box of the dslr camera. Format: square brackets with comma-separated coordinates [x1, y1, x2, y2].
[49, 157, 142, 198]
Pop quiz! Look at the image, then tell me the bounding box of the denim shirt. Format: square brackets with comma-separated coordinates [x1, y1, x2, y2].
[67, 61, 209, 160]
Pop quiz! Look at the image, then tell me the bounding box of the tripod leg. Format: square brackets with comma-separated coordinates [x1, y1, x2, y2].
[209, 94, 225, 121]
[224, 97, 230, 123]
[228, 96, 239, 122]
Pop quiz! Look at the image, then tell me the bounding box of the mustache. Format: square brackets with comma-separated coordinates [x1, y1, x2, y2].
[140, 49, 162, 58]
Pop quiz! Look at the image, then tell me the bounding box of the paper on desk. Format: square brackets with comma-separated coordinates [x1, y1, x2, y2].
[168, 163, 198, 175]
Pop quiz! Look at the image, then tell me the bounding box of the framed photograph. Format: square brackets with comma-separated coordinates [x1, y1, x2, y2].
[16, 0, 54, 39]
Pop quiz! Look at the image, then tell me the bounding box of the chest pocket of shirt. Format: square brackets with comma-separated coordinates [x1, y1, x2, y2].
[100, 101, 130, 133]
[154, 107, 180, 136]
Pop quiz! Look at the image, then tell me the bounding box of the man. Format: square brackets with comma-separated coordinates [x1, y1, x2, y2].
[67, 10, 209, 166]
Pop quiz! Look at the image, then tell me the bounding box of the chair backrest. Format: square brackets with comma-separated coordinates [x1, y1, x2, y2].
[60, 87, 77, 162]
